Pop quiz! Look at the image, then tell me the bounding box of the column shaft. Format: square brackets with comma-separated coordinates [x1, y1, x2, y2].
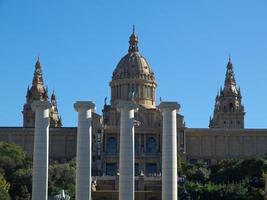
[31, 101, 50, 200]
[119, 109, 135, 200]
[117, 100, 138, 200]
[159, 102, 180, 200]
[74, 101, 95, 200]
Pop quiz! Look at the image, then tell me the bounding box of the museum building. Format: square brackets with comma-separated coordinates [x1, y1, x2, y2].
[1, 29, 267, 200]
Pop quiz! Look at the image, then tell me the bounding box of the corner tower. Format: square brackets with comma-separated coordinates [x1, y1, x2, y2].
[209, 57, 245, 129]
[50, 90, 62, 127]
[22, 58, 49, 127]
[22, 58, 62, 127]
[110, 26, 157, 108]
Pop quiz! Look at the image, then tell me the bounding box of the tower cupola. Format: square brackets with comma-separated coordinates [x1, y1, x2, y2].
[209, 57, 245, 129]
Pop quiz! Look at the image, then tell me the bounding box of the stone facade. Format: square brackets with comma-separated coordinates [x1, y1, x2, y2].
[1, 28, 267, 200]
[186, 128, 267, 162]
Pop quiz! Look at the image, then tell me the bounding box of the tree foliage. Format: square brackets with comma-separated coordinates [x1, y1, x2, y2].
[0, 173, 10, 192]
[0, 142, 32, 199]
[48, 161, 76, 199]
[1, 141, 267, 199]
[179, 157, 267, 200]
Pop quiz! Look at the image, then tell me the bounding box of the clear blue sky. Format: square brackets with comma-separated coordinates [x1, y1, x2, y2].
[0, 0, 267, 128]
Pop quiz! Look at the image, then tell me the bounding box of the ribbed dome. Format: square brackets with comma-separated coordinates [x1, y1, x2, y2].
[112, 52, 155, 81]
[110, 27, 157, 108]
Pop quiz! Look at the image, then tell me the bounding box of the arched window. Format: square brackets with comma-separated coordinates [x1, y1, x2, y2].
[107, 137, 117, 155]
[229, 103, 234, 111]
[146, 137, 157, 154]
[135, 84, 139, 98]
[135, 137, 139, 154]
[116, 85, 119, 98]
[127, 84, 130, 99]
[131, 84, 135, 93]
[119, 85, 121, 97]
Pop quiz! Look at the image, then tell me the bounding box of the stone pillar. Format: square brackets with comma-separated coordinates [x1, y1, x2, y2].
[74, 101, 96, 200]
[31, 101, 51, 200]
[117, 100, 138, 200]
[159, 102, 180, 200]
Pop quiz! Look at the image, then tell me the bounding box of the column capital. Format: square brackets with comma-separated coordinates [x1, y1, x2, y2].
[31, 101, 51, 111]
[158, 101, 180, 112]
[74, 101, 96, 112]
[116, 100, 139, 112]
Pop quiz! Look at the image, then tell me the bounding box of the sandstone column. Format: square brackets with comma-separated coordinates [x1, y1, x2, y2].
[117, 100, 138, 200]
[159, 102, 180, 200]
[74, 101, 96, 200]
[31, 101, 51, 200]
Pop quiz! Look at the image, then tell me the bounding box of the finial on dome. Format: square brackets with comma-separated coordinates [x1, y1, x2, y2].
[227, 54, 233, 69]
[35, 56, 42, 69]
[51, 89, 56, 100]
[132, 24, 135, 34]
[128, 25, 139, 53]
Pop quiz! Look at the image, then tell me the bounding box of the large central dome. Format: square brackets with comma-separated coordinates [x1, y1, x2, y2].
[112, 53, 155, 81]
[110, 27, 157, 108]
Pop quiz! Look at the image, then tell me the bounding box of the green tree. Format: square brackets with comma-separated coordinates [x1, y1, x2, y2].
[0, 142, 31, 179]
[0, 142, 32, 199]
[0, 173, 11, 200]
[49, 161, 76, 199]
[0, 187, 11, 200]
[10, 168, 32, 199]
[184, 161, 210, 184]
[0, 173, 10, 192]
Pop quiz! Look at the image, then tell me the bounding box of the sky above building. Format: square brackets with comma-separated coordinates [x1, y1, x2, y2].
[0, 0, 267, 128]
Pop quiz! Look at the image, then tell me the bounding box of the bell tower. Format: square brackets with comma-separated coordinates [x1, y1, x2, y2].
[209, 57, 245, 129]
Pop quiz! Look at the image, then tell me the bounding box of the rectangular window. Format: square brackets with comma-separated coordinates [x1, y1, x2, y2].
[106, 163, 116, 176]
[135, 163, 139, 176]
[146, 163, 157, 176]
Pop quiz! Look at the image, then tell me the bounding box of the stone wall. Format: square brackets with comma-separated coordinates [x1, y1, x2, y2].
[186, 128, 267, 162]
[0, 127, 77, 160]
[2, 127, 267, 164]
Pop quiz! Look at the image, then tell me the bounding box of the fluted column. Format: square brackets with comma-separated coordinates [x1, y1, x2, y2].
[74, 101, 96, 200]
[117, 100, 138, 200]
[159, 102, 180, 200]
[31, 101, 50, 200]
